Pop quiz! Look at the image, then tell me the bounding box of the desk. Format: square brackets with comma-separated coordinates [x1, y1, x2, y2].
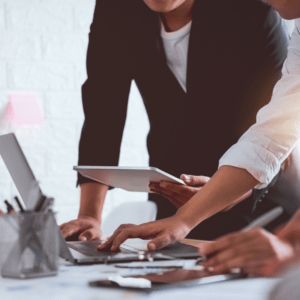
[0, 240, 280, 300]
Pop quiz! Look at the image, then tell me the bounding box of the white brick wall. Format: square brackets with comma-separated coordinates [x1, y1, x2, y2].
[0, 0, 150, 224]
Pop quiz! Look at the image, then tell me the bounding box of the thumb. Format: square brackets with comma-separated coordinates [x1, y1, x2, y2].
[180, 174, 210, 187]
[147, 234, 172, 251]
[79, 230, 92, 241]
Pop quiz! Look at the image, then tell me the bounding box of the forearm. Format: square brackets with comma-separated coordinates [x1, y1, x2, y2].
[176, 166, 259, 230]
[78, 182, 108, 222]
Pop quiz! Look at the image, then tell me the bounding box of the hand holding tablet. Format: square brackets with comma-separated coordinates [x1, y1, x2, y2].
[74, 166, 185, 192]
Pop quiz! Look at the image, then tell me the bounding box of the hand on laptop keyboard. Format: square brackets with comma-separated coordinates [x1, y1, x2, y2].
[97, 216, 190, 252]
[60, 215, 103, 241]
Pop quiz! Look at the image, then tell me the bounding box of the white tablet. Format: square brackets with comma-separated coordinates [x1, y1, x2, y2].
[73, 166, 184, 192]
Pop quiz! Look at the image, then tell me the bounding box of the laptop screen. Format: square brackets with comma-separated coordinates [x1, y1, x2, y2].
[0, 133, 43, 209]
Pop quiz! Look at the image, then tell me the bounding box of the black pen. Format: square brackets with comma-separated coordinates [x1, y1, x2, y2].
[4, 200, 15, 214]
[14, 196, 25, 212]
[34, 195, 47, 212]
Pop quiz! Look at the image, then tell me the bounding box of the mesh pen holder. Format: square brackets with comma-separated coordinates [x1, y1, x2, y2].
[0, 211, 59, 279]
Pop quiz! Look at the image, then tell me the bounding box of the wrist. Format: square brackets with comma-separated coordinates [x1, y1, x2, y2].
[174, 209, 196, 233]
[78, 213, 102, 224]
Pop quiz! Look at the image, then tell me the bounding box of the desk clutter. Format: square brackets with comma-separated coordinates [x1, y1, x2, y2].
[0, 257, 280, 300]
[0, 195, 59, 279]
[0, 133, 241, 288]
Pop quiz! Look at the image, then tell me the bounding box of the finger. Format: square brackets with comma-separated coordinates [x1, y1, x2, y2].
[203, 234, 239, 255]
[0, 209, 4, 216]
[157, 182, 186, 195]
[147, 233, 173, 251]
[208, 251, 261, 273]
[180, 174, 210, 187]
[110, 227, 146, 251]
[153, 183, 196, 202]
[203, 240, 252, 268]
[203, 231, 255, 255]
[244, 263, 270, 277]
[247, 262, 278, 278]
[203, 234, 272, 273]
[59, 223, 66, 230]
[159, 182, 200, 198]
[98, 224, 135, 250]
[79, 229, 101, 241]
[97, 230, 121, 250]
[149, 182, 161, 190]
[149, 187, 171, 198]
[60, 224, 81, 239]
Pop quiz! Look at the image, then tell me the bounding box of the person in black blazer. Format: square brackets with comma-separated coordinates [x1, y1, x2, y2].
[60, 0, 289, 241]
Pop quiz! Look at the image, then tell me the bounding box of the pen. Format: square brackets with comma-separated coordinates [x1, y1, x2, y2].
[39, 197, 54, 212]
[14, 196, 25, 213]
[34, 195, 47, 212]
[4, 200, 15, 214]
[242, 206, 284, 231]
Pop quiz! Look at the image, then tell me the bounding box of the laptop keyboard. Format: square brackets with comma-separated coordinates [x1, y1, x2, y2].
[68, 241, 134, 257]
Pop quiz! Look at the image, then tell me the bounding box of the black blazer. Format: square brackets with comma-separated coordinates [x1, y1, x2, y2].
[77, 0, 289, 237]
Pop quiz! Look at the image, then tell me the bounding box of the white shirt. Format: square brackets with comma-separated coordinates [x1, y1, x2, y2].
[161, 21, 192, 93]
[219, 19, 300, 213]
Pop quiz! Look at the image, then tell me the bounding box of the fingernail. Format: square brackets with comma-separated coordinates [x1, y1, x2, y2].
[148, 243, 156, 251]
[159, 182, 167, 188]
[80, 236, 87, 241]
[207, 266, 215, 272]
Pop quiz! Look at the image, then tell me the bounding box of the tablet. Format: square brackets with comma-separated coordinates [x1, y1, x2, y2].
[89, 269, 245, 291]
[73, 166, 184, 192]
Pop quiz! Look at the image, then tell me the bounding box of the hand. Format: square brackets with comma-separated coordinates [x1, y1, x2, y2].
[272, 249, 300, 275]
[277, 209, 300, 246]
[97, 216, 191, 252]
[149, 174, 210, 208]
[202, 228, 295, 277]
[59, 215, 103, 241]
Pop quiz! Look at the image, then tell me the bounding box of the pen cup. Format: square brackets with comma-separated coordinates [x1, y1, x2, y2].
[0, 211, 59, 279]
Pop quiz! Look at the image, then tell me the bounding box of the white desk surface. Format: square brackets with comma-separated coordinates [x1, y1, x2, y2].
[0, 260, 280, 300]
[0, 239, 280, 300]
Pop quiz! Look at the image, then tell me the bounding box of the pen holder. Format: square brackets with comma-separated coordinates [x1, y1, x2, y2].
[0, 211, 59, 279]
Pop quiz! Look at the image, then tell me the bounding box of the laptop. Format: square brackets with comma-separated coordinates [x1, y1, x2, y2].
[0, 133, 203, 264]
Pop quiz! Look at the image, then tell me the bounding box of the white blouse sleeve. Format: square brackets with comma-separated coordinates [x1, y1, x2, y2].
[219, 19, 300, 189]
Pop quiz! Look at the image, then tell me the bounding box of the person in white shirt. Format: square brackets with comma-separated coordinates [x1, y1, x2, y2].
[99, 1, 300, 256]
